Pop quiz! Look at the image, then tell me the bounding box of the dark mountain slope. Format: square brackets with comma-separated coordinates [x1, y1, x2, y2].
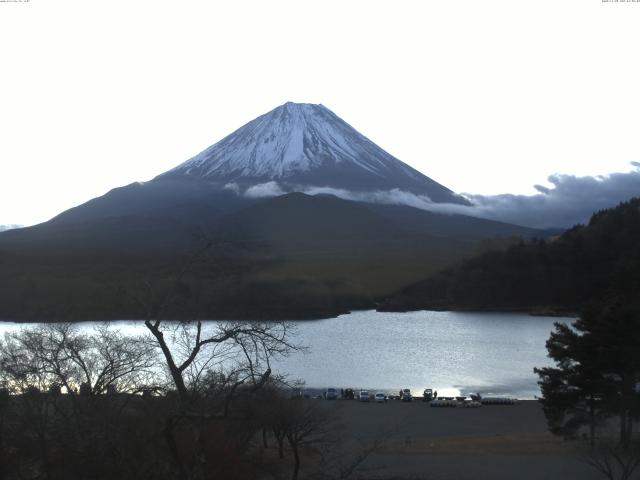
[363, 203, 539, 239]
[380, 197, 640, 313]
[0, 179, 255, 254]
[0, 192, 547, 321]
[218, 193, 417, 251]
[49, 178, 251, 226]
[0, 190, 542, 257]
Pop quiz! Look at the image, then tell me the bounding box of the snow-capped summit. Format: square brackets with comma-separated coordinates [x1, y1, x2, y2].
[160, 102, 467, 204]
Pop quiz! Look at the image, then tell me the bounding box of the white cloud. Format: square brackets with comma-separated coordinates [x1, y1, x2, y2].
[244, 181, 285, 198]
[223, 182, 240, 194]
[460, 164, 640, 228]
[299, 164, 640, 229]
[301, 186, 436, 210]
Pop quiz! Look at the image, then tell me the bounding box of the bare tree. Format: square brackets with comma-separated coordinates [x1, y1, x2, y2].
[0, 324, 157, 398]
[283, 399, 330, 480]
[144, 318, 299, 408]
[123, 239, 305, 478]
[0, 324, 161, 480]
[138, 317, 301, 478]
[137, 240, 302, 409]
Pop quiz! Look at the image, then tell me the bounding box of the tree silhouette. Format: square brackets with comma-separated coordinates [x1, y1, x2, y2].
[535, 301, 640, 448]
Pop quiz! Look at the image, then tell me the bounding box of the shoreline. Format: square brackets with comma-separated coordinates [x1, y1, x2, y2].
[377, 305, 578, 318]
[0, 312, 558, 402]
[294, 388, 537, 401]
[0, 307, 577, 324]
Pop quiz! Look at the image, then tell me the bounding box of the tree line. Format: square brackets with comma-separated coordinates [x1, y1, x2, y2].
[381, 197, 640, 314]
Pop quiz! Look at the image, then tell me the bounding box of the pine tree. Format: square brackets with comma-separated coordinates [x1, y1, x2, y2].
[535, 301, 640, 447]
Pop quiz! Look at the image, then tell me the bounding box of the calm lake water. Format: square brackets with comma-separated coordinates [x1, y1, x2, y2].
[0, 310, 572, 399]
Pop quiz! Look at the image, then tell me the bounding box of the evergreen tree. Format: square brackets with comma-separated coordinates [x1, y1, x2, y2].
[535, 301, 640, 447]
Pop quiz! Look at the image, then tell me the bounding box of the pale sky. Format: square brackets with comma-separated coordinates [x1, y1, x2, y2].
[1, 0, 639, 226]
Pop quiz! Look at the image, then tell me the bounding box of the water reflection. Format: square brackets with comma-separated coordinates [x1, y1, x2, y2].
[0, 310, 572, 399]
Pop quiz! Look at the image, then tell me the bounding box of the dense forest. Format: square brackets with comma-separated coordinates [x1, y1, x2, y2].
[380, 197, 640, 313]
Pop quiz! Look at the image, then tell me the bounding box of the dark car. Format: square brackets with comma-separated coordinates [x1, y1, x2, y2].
[422, 389, 433, 402]
[401, 388, 413, 402]
[344, 388, 355, 400]
[325, 388, 338, 400]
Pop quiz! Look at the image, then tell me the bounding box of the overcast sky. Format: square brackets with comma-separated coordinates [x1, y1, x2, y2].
[1, 0, 639, 226]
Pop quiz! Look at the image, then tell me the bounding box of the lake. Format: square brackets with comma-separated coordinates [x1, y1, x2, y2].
[0, 310, 572, 399]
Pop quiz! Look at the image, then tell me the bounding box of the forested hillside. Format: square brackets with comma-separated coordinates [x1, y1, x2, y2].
[380, 198, 640, 313]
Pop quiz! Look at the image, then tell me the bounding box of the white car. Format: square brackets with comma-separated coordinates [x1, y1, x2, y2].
[359, 390, 370, 402]
[374, 392, 387, 403]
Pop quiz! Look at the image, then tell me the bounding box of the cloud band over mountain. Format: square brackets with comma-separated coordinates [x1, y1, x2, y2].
[235, 163, 640, 229]
[460, 163, 640, 228]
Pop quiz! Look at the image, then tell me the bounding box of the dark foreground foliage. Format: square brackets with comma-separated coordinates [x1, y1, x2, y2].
[0, 386, 347, 480]
[0, 322, 384, 480]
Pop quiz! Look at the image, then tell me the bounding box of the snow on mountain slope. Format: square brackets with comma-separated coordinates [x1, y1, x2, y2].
[160, 102, 468, 205]
[0, 224, 22, 232]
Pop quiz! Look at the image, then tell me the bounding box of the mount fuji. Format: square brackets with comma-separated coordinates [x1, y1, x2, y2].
[160, 102, 469, 205]
[0, 102, 546, 321]
[35, 102, 472, 228]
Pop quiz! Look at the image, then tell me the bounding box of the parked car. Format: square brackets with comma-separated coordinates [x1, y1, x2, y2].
[401, 388, 412, 402]
[359, 390, 370, 402]
[344, 388, 355, 400]
[325, 388, 338, 400]
[422, 389, 433, 402]
[374, 392, 387, 403]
